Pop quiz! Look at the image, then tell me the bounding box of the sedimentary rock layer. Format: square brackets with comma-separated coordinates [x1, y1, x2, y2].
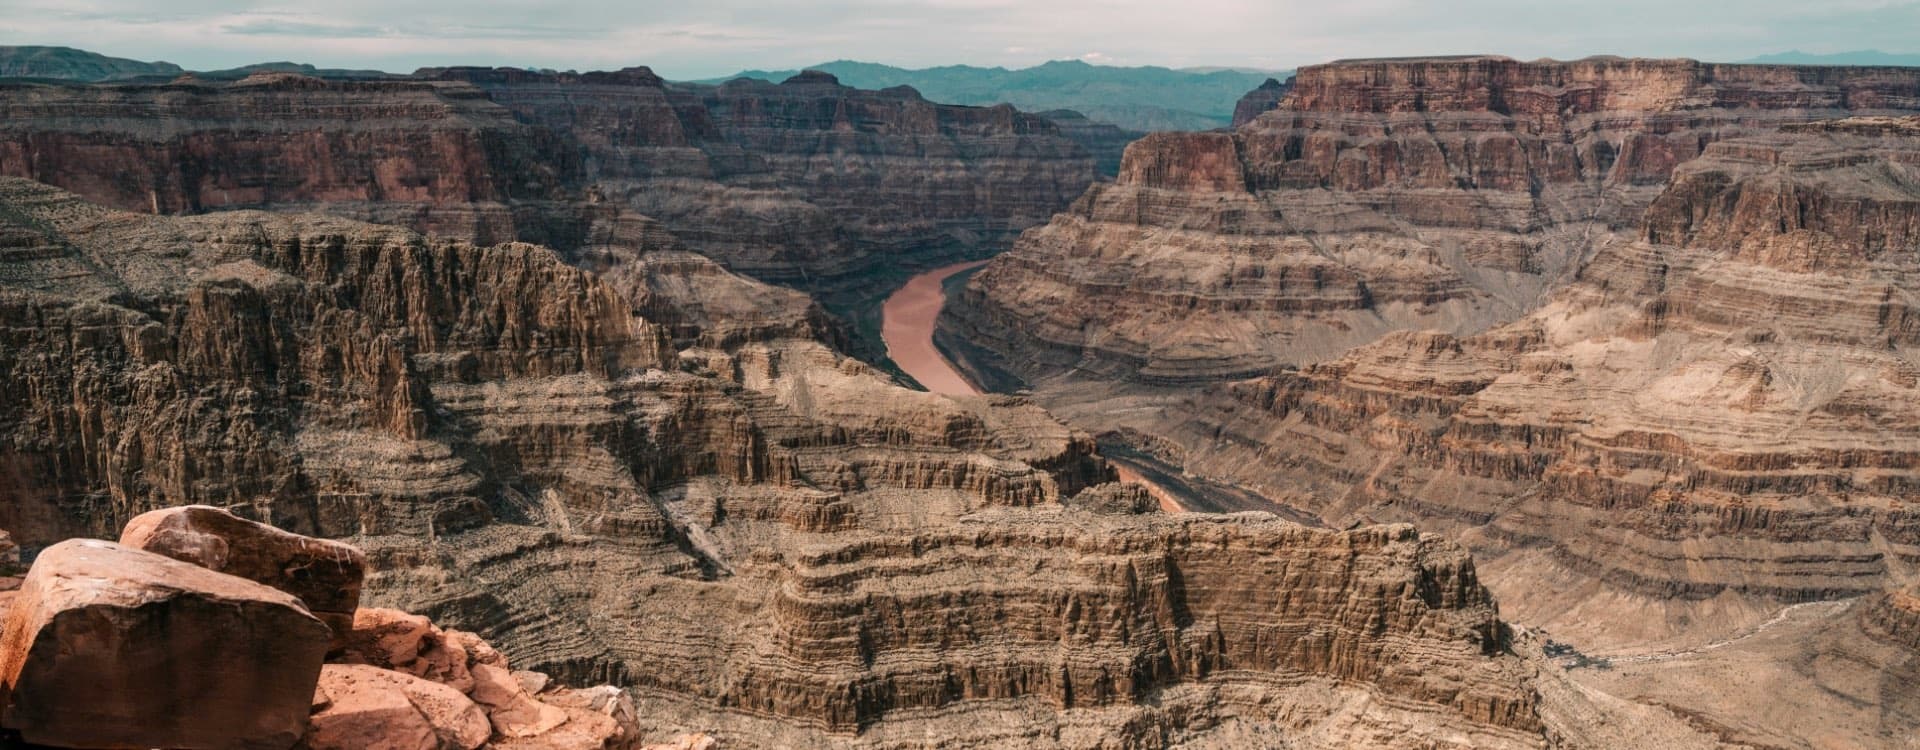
[949, 56, 1920, 383]
[0, 179, 1557, 747]
[0, 68, 1097, 290]
[1150, 120, 1920, 649]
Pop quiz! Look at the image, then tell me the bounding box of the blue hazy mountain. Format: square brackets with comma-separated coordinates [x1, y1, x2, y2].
[0, 46, 182, 81]
[705, 59, 1288, 131]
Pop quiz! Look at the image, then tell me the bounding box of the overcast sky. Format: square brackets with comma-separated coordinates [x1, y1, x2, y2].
[2, 0, 1916, 79]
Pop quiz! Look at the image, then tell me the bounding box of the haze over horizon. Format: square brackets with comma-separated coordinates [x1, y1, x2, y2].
[3, 0, 1919, 79]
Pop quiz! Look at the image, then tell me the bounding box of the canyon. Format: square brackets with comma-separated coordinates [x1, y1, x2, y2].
[3, 50, 1920, 749]
[945, 57, 1920, 743]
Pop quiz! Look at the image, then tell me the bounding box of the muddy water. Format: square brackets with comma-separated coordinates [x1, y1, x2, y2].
[881, 260, 990, 397]
[880, 260, 1186, 512]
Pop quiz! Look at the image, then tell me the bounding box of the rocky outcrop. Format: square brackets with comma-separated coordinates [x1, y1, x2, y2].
[0, 179, 1567, 748]
[0, 512, 640, 750]
[948, 56, 1920, 383]
[1230, 77, 1291, 127]
[309, 664, 494, 750]
[0, 538, 330, 749]
[121, 505, 367, 639]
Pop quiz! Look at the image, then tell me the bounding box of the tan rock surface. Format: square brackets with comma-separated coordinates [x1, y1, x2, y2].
[0, 539, 329, 750]
[949, 57, 1920, 383]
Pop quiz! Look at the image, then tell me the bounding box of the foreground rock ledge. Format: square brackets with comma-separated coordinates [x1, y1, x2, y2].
[0, 539, 330, 749]
[121, 504, 367, 641]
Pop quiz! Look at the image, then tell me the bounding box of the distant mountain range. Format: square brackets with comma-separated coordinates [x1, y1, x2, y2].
[0, 46, 389, 82]
[1740, 50, 1920, 66]
[705, 60, 1288, 132]
[0, 46, 182, 81]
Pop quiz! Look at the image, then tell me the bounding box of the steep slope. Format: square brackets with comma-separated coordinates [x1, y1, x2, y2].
[949, 56, 1920, 384]
[0, 178, 1588, 748]
[1127, 119, 1920, 655]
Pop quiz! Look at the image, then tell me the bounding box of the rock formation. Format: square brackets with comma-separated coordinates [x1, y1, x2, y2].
[0, 539, 330, 749]
[949, 56, 1920, 382]
[935, 61, 1920, 744]
[1155, 117, 1920, 645]
[0, 178, 1591, 748]
[1230, 77, 1291, 127]
[122, 504, 367, 639]
[0, 513, 642, 750]
[0, 67, 1096, 293]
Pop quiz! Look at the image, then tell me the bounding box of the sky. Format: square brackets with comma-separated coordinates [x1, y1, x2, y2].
[1, 0, 1917, 79]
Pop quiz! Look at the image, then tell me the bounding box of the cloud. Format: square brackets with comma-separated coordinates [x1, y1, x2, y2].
[0, 0, 1914, 79]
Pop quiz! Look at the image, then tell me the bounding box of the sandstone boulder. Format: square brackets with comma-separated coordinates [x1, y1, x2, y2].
[0, 539, 329, 749]
[308, 664, 491, 750]
[470, 663, 569, 738]
[120, 505, 366, 640]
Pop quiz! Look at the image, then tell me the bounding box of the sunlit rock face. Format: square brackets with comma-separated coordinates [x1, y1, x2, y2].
[949, 57, 1920, 383]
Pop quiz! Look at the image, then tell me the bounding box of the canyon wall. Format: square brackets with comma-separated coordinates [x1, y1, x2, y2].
[1041, 117, 1920, 653]
[0, 68, 1098, 292]
[949, 56, 1920, 383]
[0, 178, 1578, 748]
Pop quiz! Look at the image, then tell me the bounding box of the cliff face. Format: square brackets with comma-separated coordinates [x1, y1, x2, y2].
[0, 68, 1097, 291]
[1230, 77, 1291, 127]
[0, 178, 1559, 748]
[1148, 119, 1920, 650]
[949, 57, 1920, 383]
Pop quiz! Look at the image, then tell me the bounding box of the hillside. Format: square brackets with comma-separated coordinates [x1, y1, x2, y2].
[707, 59, 1287, 131]
[0, 45, 181, 80]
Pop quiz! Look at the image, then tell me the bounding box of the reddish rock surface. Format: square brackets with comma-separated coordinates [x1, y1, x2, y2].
[0, 539, 329, 749]
[121, 504, 366, 639]
[308, 664, 492, 750]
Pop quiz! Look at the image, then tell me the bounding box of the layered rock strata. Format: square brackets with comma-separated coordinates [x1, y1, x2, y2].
[0, 179, 1570, 747]
[0, 67, 1096, 291]
[1146, 119, 1920, 651]
[949, 57, 1920, 383]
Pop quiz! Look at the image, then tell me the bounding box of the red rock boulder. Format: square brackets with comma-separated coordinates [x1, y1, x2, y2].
[120, 505, 366, 640]
[0, 539, 330, 749]
[308, 664, 491, 750]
